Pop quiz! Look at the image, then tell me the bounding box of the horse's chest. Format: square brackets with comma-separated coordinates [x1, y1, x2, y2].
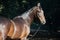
[10, 20, 30, 39]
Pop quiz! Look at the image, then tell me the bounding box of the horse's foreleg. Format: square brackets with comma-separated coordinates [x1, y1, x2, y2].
[20, 26, 30, 40]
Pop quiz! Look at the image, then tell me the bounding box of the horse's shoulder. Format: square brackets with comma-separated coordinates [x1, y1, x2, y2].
[13, 17, 25, 24]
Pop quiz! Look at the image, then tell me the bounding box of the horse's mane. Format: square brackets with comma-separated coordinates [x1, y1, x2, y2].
[14, 6, 36, 19]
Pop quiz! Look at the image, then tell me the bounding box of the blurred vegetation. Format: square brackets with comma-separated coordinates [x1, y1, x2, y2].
[0, 0, 58, 18]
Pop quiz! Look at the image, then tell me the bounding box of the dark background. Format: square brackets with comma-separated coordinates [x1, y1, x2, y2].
[0, 0, 60, 38]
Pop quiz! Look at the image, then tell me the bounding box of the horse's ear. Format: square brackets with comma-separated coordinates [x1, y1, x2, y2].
[37, 3, 40, 7]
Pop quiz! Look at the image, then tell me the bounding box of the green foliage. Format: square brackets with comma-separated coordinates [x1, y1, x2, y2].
[0, 0, 40, 18]
[0, 0, 58, 18]
[0, 4, 4, 13]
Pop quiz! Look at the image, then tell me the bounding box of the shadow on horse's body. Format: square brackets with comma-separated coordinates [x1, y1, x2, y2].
[0, 3, 46, 40]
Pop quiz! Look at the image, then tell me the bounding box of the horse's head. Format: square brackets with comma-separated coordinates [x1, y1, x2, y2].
[33, 3, 46, 24]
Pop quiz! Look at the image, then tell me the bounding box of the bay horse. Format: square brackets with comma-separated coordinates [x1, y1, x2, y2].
[0, 3, 46, 40]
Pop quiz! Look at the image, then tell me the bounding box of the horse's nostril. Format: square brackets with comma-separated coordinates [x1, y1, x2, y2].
[42, 21, 46, 24]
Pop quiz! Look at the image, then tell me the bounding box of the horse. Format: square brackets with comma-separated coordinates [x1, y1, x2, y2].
[0, 3, 46, 40]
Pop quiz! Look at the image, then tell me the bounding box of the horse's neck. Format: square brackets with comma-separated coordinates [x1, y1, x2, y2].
[14, 7, 35, 25]
[21, 11, 34, 25]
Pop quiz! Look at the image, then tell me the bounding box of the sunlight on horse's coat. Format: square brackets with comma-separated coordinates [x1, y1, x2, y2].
[0, 24, 6, 40]
[21, 11, 30, 20]
[10, 20, 17, 39]
[0, 24, 5, 31]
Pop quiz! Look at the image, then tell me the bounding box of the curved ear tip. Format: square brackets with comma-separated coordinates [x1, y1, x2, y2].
[37, 3, 40, 7]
